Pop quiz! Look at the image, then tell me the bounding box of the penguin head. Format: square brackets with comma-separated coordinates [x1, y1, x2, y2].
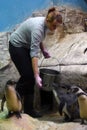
[70, 85, 83, 95]
[5, 79, 17, 88]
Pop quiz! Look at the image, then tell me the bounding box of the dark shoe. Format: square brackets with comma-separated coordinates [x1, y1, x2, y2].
[27, 110, 43, 118]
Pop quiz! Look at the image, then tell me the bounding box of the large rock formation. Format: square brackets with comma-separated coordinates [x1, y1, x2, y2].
[0, 113, 87, 130]
[40, 32, 87, 89]
[0, 6, 87, 93]
[0, 114, 38, 130]
[0, 6, 87, 130]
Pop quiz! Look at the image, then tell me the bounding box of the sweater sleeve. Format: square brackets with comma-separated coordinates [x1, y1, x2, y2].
[30, 29, 43, 58]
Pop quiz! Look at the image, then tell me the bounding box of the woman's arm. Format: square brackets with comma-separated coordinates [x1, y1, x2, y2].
[31, 57, 42, 88]
[40, 42, 50, 58]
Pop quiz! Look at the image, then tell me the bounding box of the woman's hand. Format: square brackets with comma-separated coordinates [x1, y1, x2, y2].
[35, 75, 42, 88]
[40, 42, 50, 58]
[32, 57, 42, 88]
[43, 49, 51, 58]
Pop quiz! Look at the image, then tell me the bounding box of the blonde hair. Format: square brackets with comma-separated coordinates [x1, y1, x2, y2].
[46, 7, 62, 23]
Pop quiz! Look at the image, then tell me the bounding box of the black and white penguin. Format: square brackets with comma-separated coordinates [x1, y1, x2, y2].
[1, 79, 22, 118]
[52, 83, 80, 122]
[71, 85, 87, 124]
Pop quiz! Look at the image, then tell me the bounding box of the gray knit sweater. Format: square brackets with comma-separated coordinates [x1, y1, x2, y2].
[10, 17, 47, 58]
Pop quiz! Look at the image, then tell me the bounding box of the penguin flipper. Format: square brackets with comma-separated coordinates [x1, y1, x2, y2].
[58, 102, 65, 115]
[1, 96, 6, 111]
[16, 91, 22, 102]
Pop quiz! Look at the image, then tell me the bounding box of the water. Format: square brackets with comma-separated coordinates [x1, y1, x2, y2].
[0, 0, 51, 32]
[0, 0, 87, 32]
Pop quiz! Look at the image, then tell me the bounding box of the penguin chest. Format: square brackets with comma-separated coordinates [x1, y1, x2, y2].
[5, 93, 21, 111]
[6, 98, 19, 111]
[78, 99, 87, 119]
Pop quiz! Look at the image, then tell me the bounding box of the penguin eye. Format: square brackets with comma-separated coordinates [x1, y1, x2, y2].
[72, 88, 78, 93]
[6, 79, 17, 86]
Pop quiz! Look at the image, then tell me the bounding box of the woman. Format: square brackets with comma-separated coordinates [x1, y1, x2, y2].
[9, 7, 62, 118]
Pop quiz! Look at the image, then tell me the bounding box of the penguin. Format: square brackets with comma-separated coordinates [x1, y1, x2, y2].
[70, 85, 87, 124]
[52, 88, 72, 122]
[52, 83, 80, 122]
[1, 79, 22, 118]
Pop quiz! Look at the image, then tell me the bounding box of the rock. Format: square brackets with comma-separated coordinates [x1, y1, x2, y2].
[39, 32, 87, 89]
[0, 114, 38, 130]
[0, 112, 87, 130]
[0, 6, 87, 130]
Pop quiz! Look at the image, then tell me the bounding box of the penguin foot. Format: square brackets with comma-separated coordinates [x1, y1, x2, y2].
[14, 111, 22, 118]
[6, 111, 22, 119]
[81, 119, 87, 125]
[63, 116, 74, 122]
[63, 118, 73, 122]
[81, 119, 84, 125]
[63, 115, 70, 122]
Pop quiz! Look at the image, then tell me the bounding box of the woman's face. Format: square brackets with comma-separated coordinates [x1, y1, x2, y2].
[46, 19, 61, 31]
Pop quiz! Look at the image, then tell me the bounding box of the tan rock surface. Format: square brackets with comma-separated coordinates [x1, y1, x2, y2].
[0, 114, 37, 130]
[0, 112, 87, 130]
[0, 6, 87, 130]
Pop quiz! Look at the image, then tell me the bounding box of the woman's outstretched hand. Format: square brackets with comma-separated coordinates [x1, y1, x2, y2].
[35, 75, 42, 88]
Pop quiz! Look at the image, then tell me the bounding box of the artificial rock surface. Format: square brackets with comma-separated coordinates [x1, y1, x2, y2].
[0, 6, 87, 130]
